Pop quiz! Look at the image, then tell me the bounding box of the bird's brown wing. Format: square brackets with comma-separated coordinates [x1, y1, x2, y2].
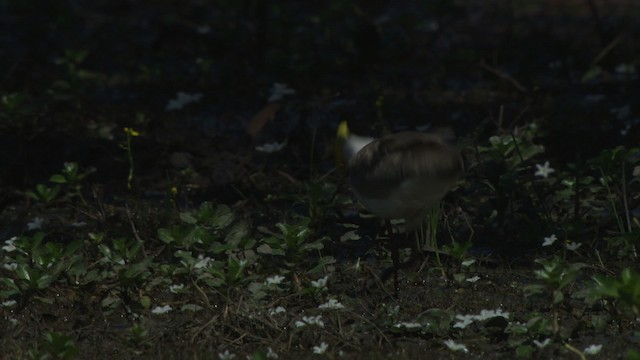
[349, 132, 463, 200]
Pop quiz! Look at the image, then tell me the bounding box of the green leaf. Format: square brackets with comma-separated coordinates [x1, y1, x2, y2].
[0, 277, 20, 292]
[157, 228, 176, 244]
[101, 295, 120, 309]
[210, 204, 234, 229]
[523, 284, 545, 297]
[16, 264, 32, 281]
[36, 274, 55, 289]
[225, 220, 250, 246]
[515, 345, 534, 358]
[552, 289, 564, 304]
[256, 244, 273, 254]
[139, 295, 151, 309]
[179, 212, 198, 225]
[49, 174, 67, 184]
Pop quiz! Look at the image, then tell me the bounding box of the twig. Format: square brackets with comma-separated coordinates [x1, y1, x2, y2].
[350, 311, 392, 346]
[563, 342, 586, 360]
[191, 277, 212, 310]
[125, 204, 146, 257]
[589, 33, 623, 68]
[481, 61, 528, 93]
[191, 314, 220, 343]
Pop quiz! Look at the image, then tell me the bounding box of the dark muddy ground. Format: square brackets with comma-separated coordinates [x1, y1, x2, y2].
[1, 1, 640, 359]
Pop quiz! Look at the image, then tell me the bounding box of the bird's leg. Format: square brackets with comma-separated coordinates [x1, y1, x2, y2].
[385, 219, 399, 299]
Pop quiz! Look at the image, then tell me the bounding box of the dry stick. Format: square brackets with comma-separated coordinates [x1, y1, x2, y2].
[563, 342, 587, 360]
[226, 332, 249, 346]
[350, 311, 392, 346]
[276, 170, 300, 185]
[125, 204, 147, 257]
[309, 127, 317, 179]
[588, 33, 623, 68]
[191, 277, 212, 310]
[316, 167, 336, 183]
[481, 61, 528, 93]
[92, 185, 107, 223]
[68, 204, 99, 222]
[573, 155, 581, 222]
[621, 161, 637, 257]
[191, 314, 220, 343]
[621, 160, 632, 233]
[599, 167, 624, 233]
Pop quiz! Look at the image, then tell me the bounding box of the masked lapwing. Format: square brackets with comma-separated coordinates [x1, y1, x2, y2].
[337, 121, 463, 295]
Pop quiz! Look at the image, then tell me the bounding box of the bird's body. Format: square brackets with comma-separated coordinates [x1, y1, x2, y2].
[337, 123, 463, 296]
[341, 126, 463, 230]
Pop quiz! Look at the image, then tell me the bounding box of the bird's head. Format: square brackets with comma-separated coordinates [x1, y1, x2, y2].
[335, 121, 374, 168]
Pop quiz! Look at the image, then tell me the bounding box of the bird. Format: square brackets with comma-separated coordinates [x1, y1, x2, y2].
[337, 121, 464, 295]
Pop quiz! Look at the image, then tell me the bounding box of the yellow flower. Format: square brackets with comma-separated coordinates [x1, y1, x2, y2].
[123, 127, 140, 136]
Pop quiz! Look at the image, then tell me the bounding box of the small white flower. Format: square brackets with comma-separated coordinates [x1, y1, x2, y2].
[166, 92, 203, 111]
[268, 83, 296, 102]
[461, 259, 476, 267]
[584, 344, 602, 355]
[394, 321, 422, 329]
[193, 255, 212, 269]
[3, 263, 18, 271]
[610, 105, 631, 120]
[169, 284, 184, 293]
[196, 25, 211, 34]
[466, 276, 480, 283]
[63, 162, 75, 172]
[255, 141, 287, 153]
[311, 276, 328, 289]
[453, 315, 474, 329]
[306, 315, 324, 327]
[533, 338, 551, 348]
[151, 305, 172, 315]
[443, 339, 468, 353]
[318, 299, 344, 310]
[312, 342, 328, 355]
[295, 315, 324, 328]
[218, 350, 236, 360]
[2, 237, 18, 252]
[548, 60, 562, 69]
[566, 242, 582, 251]
[534, 161, 555, 178]
[584, 94, 605, 103]
[542, 234, 558, 247]
[266, 347, 278, 359]
[454, 309, 509, 328]
[265, 275, 285, 286]
[477, 309, 509, 320]
[294, 320, 306, 328]
[615, 64, 636, 74]
[2, 300, 17, 307]
[27, 217, 44, 230]
[268, 306, 286, 316]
